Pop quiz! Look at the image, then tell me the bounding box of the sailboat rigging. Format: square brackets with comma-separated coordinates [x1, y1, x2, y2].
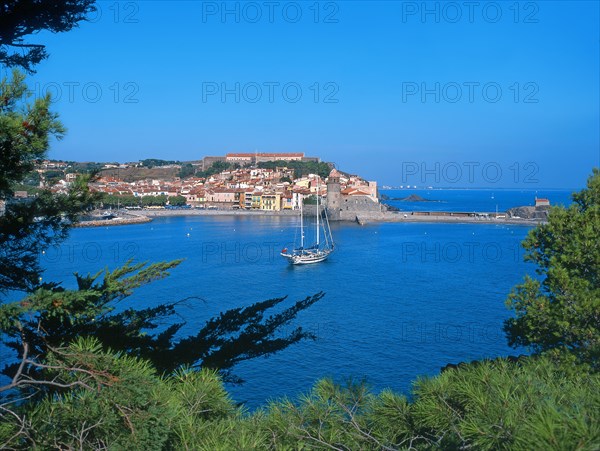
[281, 177, 334, 265]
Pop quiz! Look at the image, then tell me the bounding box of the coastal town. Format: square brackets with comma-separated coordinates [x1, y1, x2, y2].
[37, 152, 380, 214]
[3, 151, 554, 227]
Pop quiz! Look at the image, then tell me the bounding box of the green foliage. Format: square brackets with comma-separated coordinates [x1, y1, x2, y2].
[148, 291, 326, 377]
[0, 70, 65, 195]
[140, 158, 179, 168]
[170, 367, 236, 421]
[410, 357, 600, 449]
[0, 12, 331, 449]
[0, 71, 97, 293]
[100, 193, 141, 208]
[166, 367, 264, 450]
[303, 195, 317, 205]
[69, 161, 106, 174]
[0, 177, 97, 293]
[196, 161, 239, 178]
[168, 195, 187, 206]
[0, 0, 96, 73]
[19, 170, 40, 187]
[0, 260, 182, 369]
[254, 356, 599, 450]
[0, 260, 326, 382]
[0, 1, 96, 73]
[261, 378, 377, 449]
[179, 163, 195, 179]
[0, 339, 262, 449]
[8, 183, 41, 196]
[2, 336, 597, 449]
[505, 169, 600, 369]
[258, 160, 331, 179]
[7, 338, 179, 449]
[142, 194, 168, 206]
[42, 169, 65, 185]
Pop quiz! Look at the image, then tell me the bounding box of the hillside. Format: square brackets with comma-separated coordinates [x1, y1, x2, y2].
[99, 167, 181, 182]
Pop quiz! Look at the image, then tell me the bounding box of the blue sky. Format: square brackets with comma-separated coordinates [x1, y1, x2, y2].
[7, 1, 599, 188]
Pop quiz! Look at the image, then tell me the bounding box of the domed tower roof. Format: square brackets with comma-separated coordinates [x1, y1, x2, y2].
[329, 168, 342, 178]
[328, 169, 342, 185]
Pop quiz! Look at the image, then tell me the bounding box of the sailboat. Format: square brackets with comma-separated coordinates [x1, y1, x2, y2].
[281, 179, 334, 265]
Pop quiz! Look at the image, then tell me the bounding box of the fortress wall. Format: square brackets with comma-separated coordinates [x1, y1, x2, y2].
[328, 195, 387, 221]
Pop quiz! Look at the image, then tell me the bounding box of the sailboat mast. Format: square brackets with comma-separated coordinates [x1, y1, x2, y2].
[324, 206, 334, 249]
[316, 177, 320, 246]
[300, 193, 304, 248]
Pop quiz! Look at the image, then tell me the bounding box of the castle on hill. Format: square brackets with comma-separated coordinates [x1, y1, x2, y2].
[201, 152, 320, 170]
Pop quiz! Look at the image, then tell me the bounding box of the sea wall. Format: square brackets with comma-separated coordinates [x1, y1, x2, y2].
[330, 195, 387, 222]
[75, 206, 546, 227]
[376, 211, 544, 226]
[74, 215, 151, 228]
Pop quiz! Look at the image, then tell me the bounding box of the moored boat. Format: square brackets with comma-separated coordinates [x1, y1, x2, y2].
[281, 178, 334, 265]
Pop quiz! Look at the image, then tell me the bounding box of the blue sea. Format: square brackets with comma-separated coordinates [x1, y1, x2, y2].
[12, 189, 575, 408]
[383, 188, 575, 212]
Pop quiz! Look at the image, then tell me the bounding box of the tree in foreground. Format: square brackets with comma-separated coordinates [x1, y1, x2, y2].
[0, 0, 96, 73]
[0, 70, 95, 293]
[262, 356, 599, 450]
[0, 68, 326, 443]
[2, 346, 598, 449]
[0, 260, 325, 381]
[0, 68, 323, 374]
[504, 168, 600, 370]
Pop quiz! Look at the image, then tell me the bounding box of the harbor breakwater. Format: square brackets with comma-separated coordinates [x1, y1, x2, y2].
[74, 214, 151, 228]
[77, 208, 545, 228]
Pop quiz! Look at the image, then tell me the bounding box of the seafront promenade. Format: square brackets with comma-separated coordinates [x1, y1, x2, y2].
[77, 208, 545, 227]
[137, 209, 299, 218]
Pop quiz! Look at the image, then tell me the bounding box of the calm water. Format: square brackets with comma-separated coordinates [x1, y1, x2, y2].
[21, 189, 573, 407]
[384, 188, 574, 212]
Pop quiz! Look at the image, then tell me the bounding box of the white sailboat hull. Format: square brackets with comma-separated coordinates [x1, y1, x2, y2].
[281, 249, 332, 265]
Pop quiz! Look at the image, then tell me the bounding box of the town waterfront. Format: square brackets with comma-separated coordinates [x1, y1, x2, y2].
[34, 189, 574, 408]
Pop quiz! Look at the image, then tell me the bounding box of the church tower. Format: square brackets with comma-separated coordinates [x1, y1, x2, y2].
[326, 168, 342, 221]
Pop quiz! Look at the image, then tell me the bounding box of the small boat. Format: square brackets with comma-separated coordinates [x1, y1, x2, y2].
[101, 212, 117, 220]
[281, 178, 334, 265]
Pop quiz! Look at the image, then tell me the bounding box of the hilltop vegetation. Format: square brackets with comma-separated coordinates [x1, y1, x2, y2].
[140, 158, 180, 168]
[258, 160, 333, 179]
[99, 166, 182, 182]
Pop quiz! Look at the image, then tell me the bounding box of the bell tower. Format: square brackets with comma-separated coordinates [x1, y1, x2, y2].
[326, 168, 342, 221]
